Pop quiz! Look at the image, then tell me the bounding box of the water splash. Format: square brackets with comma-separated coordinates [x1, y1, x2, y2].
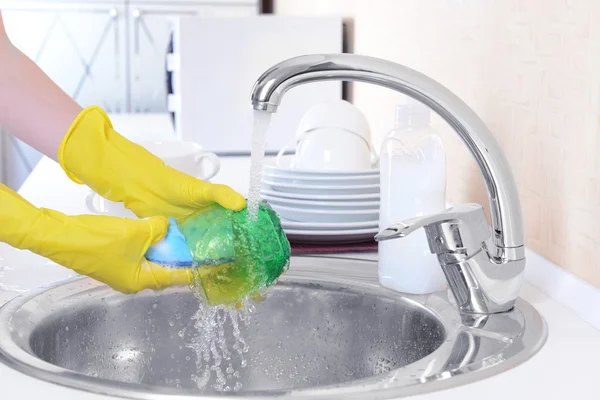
[247, 110, 272, 221]
[187, 300, 254, 392]
[183, 110, 276, 391]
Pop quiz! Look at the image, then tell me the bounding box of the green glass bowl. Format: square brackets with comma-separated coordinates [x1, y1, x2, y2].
[179, 202, 290, 305]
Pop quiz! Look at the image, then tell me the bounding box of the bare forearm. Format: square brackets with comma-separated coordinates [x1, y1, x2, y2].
[0, 15, 81, 161]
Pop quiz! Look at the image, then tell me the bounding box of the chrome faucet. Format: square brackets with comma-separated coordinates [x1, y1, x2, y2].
[250, 54, 525, 314]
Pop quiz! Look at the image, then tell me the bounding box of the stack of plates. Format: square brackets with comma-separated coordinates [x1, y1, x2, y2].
[260, 159, 380, 244]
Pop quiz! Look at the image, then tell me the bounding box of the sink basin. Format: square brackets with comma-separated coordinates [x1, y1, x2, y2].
[0, 256, 546, 399]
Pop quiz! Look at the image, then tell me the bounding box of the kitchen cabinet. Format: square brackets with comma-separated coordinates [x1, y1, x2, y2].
[128, 2, 256, 113]
[0, 0, 258, 188]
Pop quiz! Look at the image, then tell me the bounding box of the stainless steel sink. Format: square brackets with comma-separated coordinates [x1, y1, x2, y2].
[0, 256, 546, 399]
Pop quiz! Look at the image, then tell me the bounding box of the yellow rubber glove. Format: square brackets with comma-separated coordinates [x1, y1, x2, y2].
[0, 184, 191, 294]
[57, 106, 246, 221]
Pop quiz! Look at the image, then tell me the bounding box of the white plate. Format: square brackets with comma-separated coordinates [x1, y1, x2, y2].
[284, 228, 378, 244]
[263, 171, 379, 186]
[263, 180, 379, 195]
[265, 156, 378, 177]
[261, 189, 379, 201]
[261, 194, 380, 210]
[280, 219, 378, 230]
[273, 204, 378, 223]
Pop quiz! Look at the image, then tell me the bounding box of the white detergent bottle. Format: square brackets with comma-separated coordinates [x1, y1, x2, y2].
[378, 101, 447, 294]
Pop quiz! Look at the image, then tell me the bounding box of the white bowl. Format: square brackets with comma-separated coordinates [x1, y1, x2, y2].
[261, 194, 380, 210]
[272, 204, 378, 223]
[278, 100, 377, 172]
[296, 100, 372, 145]
[263, 172, 379, 186]
[284, 128, 374, 171]
[263, 180, 379, 195]
[260, 189, 379, 201]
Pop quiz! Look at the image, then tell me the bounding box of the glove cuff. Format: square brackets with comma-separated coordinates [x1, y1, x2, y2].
[58, 106, 113, 185]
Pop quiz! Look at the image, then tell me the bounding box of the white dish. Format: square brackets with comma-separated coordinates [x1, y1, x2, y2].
[264, 166, 379, 179]
[273, 204, 378, 223]
[261, 189, 379, 201]
[265, 156, 378, 176]
[280, 219, 378, 231]
[263, 180, 379, 195]
[283, 227, 378, 244]
[261, 194, 380, 210]
[263, 171, 379, 186]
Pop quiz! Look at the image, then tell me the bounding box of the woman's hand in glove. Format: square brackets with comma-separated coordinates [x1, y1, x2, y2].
[0, 184, 191, 294]
[58, 106, 246, 222]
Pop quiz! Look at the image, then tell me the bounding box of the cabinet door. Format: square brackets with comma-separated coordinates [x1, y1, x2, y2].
[127, 2, 258, 113]
[0, 1, 127, 188]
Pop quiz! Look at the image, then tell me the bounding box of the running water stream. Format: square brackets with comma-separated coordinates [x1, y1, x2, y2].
[186, 300, 255, 392]
[187, 110, 272, 392]
[247, 110, 272, 220]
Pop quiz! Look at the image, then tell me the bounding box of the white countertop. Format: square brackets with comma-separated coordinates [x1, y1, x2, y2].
[1, 114, 600, 399]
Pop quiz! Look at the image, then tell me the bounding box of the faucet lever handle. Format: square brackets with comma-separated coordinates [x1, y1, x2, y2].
[376, 203, 491, 256]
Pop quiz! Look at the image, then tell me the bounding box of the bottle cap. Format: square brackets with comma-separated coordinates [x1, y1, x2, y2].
[394, 100, 431, 128]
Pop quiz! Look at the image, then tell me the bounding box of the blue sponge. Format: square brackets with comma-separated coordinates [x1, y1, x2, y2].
[145, 217, 194, 267]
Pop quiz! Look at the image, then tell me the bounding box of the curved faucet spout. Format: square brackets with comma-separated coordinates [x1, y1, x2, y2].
[250, 54, 524, 258]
